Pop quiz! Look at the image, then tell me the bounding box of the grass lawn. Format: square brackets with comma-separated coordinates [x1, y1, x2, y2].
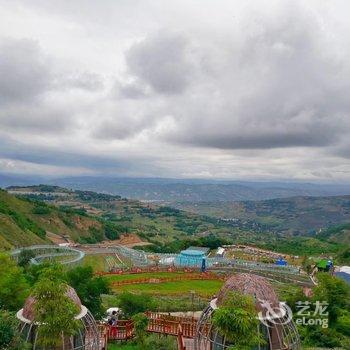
[111, 279, 223, 297]
[103, 271, 186, 282]
[82, 254, 107, 271]
[103, 293, 208, 312]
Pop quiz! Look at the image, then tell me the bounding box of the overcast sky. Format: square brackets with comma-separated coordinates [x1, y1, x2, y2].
[0, 0, 350, 181]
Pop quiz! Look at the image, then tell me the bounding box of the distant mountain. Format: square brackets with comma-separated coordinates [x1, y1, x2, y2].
[1, 174, 350, 202]
[49, 176, 350, 202]
[0, 174, 43, 188]
[175, 195, 350, 236]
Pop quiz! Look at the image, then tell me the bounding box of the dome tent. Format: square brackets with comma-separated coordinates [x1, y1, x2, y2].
[17, 286, 99, 350]
[195, 273, 300, 350]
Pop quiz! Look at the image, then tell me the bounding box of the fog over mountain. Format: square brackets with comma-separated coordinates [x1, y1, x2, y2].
[0, 0, 350, 182]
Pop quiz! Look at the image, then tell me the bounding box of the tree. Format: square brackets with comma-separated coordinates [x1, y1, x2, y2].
[33, 268, 81, 348]
[312, 273, 350, 326]
[212, 292, 264, 350]
[66, 266, 110, 318]
[0, 310, 30, 350]
[24, 261, 64, 286]
[132, 313, 148, 346]
[17, 249, 36, 268]
[298, 273, 350, 348]
[0, 253, 29, 311]
[117, 292, 155, 318]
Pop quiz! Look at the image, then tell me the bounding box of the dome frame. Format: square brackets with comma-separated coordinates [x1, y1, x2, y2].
[194, 274, 301, 350]
[17, 294, 100, 350]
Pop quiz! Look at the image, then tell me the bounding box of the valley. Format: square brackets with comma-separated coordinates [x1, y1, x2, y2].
[1, 185, 348, 260]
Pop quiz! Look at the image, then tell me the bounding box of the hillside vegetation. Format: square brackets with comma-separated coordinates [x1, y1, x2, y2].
[1, 186, 237, 250]
[0, 189, 106, 249]
[175, 195, 350, 236]
[1, 186, 347, 258]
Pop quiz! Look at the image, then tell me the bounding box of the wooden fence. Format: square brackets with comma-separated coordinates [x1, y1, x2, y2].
[146, 312, 197, 338]
[103, 312, 198, 345]
[177, 324, 187, 350]
[111, 273, 224, 286]
[107, 320, 134, 341]
[96, 266, 200, 276]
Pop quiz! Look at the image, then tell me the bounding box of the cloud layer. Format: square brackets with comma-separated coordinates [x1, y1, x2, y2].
[0, 0, 349, 181]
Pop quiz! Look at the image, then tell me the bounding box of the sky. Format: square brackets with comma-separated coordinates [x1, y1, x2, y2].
[0, 0, 350, 182]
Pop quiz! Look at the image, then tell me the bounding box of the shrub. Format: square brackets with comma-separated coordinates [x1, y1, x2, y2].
[117, 292, 155, 318]
[132, 313, 148, 346]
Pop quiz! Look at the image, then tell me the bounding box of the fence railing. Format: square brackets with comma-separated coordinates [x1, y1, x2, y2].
[145, 312, 197, 338]
[111, 273, 224, 286]
[107, 320, 134, 340]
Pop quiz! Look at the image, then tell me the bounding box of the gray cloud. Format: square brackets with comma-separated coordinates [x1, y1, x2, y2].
[0, 37, 103, 135]
[0, 38, 50, 104]
[0, 0, 349, 181]
[54, 71, 104, 91]
[125, 32, 194, 94]
[157, 5, 350, 150]
[0, 104, 72, 133]
[117, 81, 149, 99]
[0, 134, 129, 170]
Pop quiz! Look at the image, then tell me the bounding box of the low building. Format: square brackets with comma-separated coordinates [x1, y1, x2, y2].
[216, 247, 225, 257]
[175, 248, 207, 268]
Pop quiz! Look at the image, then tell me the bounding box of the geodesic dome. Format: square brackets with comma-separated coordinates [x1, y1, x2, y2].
[195, 273, 300, 350]
[17, 286, 99, 350]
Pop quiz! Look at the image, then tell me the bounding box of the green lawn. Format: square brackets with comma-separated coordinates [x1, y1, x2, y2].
[111, 279, 223, 297]
[104, 271, 185, 282]
[82, 254, 107, 271]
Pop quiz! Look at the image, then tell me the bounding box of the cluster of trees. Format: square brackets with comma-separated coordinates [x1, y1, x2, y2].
[79, 220, 129, 243]
[0, 252, 110, 348]
[286, 273, 350, 348]
[75, 190, 121, 202]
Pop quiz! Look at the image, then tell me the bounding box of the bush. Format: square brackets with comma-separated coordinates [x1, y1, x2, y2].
[87, 226, 104, 243]
[0, 254, 29, 311]
[104, 222, 125, 240]
[0, 310, 30, 349]
[66, 266, 110, 318]
[17, 249, 36, 268]
[117, 293, 155, 318]
[132, 313, 148, 346]
[212, 292, 265, 349]
[32, 204, 51, 215]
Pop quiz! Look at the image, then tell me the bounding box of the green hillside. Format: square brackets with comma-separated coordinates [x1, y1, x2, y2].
[0, 187, 238, 250]
[5, 186, 237, 246]
[0, 189, 105, 249]
[317, 222, 350, 244]
[1, 186, 347, 257]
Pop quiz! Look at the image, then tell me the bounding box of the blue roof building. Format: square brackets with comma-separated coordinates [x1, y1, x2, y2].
[175, 249, 207, 268]
[275, 257, 288, 266]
